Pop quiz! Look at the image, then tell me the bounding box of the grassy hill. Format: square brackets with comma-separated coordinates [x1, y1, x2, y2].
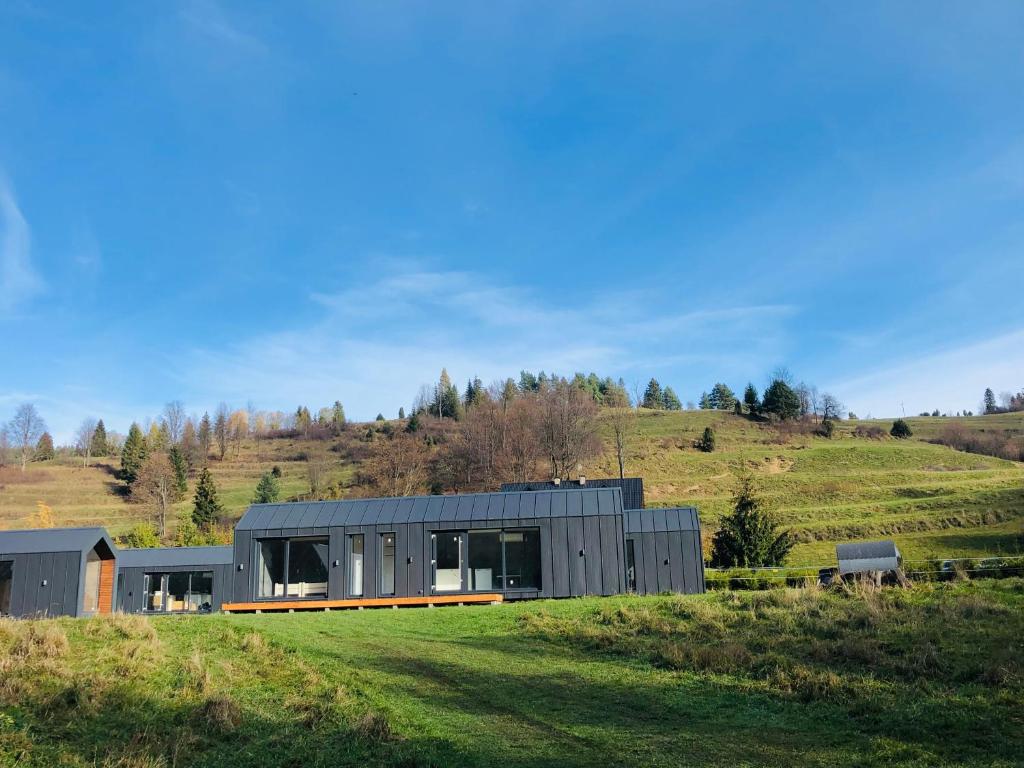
[1, 581, 1021, 767]
[1, 411, 1022, 566]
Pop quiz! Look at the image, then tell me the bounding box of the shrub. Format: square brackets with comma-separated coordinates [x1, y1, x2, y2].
[890, 419, 913, 439]
[695, 426, 716, 452]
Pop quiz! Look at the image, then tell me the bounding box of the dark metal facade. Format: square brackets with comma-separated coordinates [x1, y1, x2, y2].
[624, 508, 705, 595]
[0, 527, 117, 618]
[116, 546, 234, 614]
[232, 488, 629, 602]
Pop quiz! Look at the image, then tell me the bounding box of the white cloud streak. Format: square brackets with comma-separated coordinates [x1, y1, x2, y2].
[0, 177, 44, 315]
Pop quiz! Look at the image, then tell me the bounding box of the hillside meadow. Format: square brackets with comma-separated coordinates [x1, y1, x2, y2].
[1, 411, 1022, 566]
[1, 580, 1021, 767]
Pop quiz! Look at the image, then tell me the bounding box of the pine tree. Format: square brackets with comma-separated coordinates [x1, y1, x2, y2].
[253, 471, 281, 504]
[708, 383, 737, 411]
[662, 387, 682, 411]
[642, 379, 664, 409]
[192, 468, 223, 529]
[398, 407, 406, 419]
[762, 380, 801, 420]
[34, 432, 55, 461]
[710, 475, 793, 567]
[698, 392, 711, 409]
[331, 401, 346, 431]
[168, 445, 189, 500]
[121, 423, 148, 485]
[743, 383, 760, 415]
[984, 388, 997, 414]
[406, 410, 421, 433]
[90, 419, 108, 457]
[214, 408, 229, 458]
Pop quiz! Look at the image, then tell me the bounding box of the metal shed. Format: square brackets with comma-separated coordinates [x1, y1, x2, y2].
[836, 540, 901, 575]
[230, 488, 629, 605]
[624, 507, 704, 595]
[501, 478, 645, 511]
[116, 546, 234, 614]
[0, 527, 117, 618]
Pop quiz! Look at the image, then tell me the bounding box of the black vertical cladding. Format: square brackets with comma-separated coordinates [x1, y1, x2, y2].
[549, 516, 569, 596]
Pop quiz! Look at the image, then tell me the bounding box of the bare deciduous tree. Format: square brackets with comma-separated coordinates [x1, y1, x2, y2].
[162, 401, 186, 445]
[608, 407, 637, 480]
[75, 418, 98, 467]
[821, 393, 845, 422]
[132, 452, 176, 537]
[6, 403, 46, 472]
[537, 381, 602, 480]
[364, 433, 430, 497]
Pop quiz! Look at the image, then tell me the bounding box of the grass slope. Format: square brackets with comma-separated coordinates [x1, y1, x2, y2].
[595, 411, 1024, 564]
[1, 412, 1021, 565]
[2, 581, 1022, 767]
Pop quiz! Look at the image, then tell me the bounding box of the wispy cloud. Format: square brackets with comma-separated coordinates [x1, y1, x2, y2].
[0, 177, 44, 316]
[830, 329, 1024, 418]
[179, 0, 267, 55]
[181, 265, 798, 420]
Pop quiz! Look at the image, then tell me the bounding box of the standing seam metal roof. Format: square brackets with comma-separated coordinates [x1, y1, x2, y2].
[235, 488, 624, 531]
[836, 540, 900, 561]
[0, 527, 116, 555]
[501, 478, 645, 510]
[623, 508, 700, 533]
[116, 546, 234, 567]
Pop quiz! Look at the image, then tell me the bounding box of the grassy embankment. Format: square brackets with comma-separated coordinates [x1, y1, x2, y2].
[1, 580, 1022, 767]
[1, 411, 1021, 565]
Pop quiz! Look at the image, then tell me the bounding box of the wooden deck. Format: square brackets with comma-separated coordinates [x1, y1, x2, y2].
[221, 593, 503, 613]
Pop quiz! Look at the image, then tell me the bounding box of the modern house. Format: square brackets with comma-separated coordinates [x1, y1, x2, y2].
[116, 545, 234, 614]
[0, 482, 704, 618]
[0, 527, 117, 618]
[501, 478, 645, 512]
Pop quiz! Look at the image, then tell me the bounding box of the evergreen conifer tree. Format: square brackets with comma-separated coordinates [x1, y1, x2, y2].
[398, 407, 406, 419]
[696, 426, 716, 452]
[708, 383, 737, 411]
[710, 475, 793, 567]
[121, 423, 148, 485]
[762, 380, 801, 420]
[34, 432, 55, 461]
[198, 412, 212, 462]
[662, 387, 682, 411]
[90, 419, 108, 456]
[984, 388, 997, 414]
[168, 445, 189, 500]
[642, 379, 664, 409]
[890, 419, 913, 439]
[192, 468, 223, 529]
[253, 471, 281, 504]
[743, 383, 760, 415]
[698, 392, 711, 409]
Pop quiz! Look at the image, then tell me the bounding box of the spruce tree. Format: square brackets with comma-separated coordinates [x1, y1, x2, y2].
[698, 392, 712, 409]
[253, 471, 281, 504]
[198, 412, 212, 462]
[331, 401, 346, 430]
[984, 388, 997, 414]
[121, 423, 148, 485]
[890, 419, 913, 439]
[708, 383, 737, 411]
[743, 383, 760, 415]
[34, 432, 55, 461]
[90, 419, 108, 457]
[398, 407, 406, 419]
[762, 380, 801, 420]
[168, 445, 189, 500]
[642, 379, 664, 409]
[710, 475, 793, 567]
[696, 426, 716, 452]
[406, 410, 421, 433]
[192, 468, 223, 529]
[662, 387, 682, 411]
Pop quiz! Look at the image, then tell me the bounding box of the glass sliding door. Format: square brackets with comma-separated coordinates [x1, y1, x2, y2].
[380, 533, 396, 596]
[432, 532, 464, 592]
[502, 530, 541, 590]
[143, 573, 165, 612]
[349, 535, 364, 597]
[166, 572, 190, 612]
[257, 540, 286, 598]
[188, 572, 214, 612]
[468, 530, 502, 590]
[143, 571, 215, 613]
[288, 539, 329, 598]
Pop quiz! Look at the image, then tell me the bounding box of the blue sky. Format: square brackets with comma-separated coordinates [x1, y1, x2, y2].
[1, 2, 1022, 442]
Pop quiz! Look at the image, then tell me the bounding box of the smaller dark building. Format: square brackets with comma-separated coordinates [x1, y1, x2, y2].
[624, 507, 704, 595]
[116, 546, 234, 614]
[0, 527, 117, 618]
[501, 478, 645, 511]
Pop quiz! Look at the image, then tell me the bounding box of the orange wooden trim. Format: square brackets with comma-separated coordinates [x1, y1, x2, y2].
[98, 559, 115, 615]
[221, 593, 503, 613]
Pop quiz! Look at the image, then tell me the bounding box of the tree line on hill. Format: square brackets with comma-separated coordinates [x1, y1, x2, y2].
[983, 387, 1024, 415]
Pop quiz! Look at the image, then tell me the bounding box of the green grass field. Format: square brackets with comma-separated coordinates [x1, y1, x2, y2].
[1, 411, 1022, 566]
[2, 581, 1022, 767]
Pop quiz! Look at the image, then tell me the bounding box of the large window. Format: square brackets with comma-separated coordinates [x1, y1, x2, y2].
[433, 532, 464, 592]
[257, 538, 328, 599]
[143, 572, 214, 613]
[502, 530, 541, 590]
[349, 534, 364, 597]
[0, 561, 12, 616]
[83, 549, 101, 614]
[453, 527, 542, 592]
[380, 533, 396, 596]
[625, 539, 637, 593]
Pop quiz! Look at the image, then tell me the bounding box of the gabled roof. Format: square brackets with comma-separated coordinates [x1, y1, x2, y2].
[500, 478, 645, 510]
[836, 540, 900, 561]
[236, 488, 624, 531]
[623, 507, 700, 533]
[117, 546, 233, 568]
[0, 526, 116, 556]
